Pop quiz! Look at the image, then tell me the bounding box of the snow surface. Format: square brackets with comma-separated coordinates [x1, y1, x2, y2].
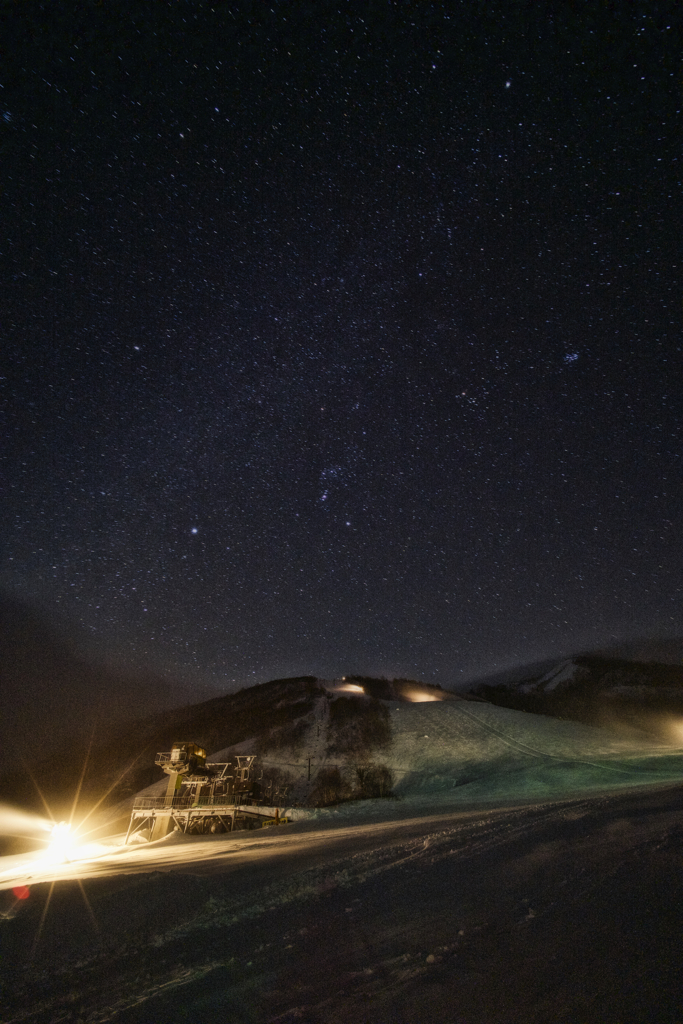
[517, 657, 585, 693]
[4, 781, 683, 1023]
[373, 698, 680, 805]
[2, 699, 680, 895]
[3, 701, 683, 1022]
[537, 657, 584, 691]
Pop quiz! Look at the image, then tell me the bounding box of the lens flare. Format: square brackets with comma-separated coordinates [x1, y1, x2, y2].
[46, 821, 75, 862]
[0, 804, 53, 839]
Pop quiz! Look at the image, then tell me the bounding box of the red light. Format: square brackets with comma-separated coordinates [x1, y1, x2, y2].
[13, 885, 30, 900]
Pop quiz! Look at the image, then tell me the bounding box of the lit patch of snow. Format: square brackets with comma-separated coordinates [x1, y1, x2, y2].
[324, 678, 365, 695]
[402, 688, 444, 702]
[8, 699, 681, 896]
[2, 698, 682, 896]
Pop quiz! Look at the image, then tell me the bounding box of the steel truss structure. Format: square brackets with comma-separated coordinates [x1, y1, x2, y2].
[125, 795, 269, 842]
[125, 744, 283, 843]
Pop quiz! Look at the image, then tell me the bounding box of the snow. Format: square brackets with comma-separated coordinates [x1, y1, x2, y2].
[107, 688, 678, 838]
[3, 699, 683, 1023]
[517, 657, 585, 693]
[3, 693, 683, 1023]
[2, 699, 680, 897]
[4, 780, 683, 1023]
[373, 698, 680, 805]
[537, 657, 584, 691]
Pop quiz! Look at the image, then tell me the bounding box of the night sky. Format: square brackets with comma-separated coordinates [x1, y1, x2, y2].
[2, 3, 680, 694]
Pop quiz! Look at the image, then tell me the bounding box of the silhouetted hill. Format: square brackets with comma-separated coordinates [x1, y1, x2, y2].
[0, 594, 217, 769]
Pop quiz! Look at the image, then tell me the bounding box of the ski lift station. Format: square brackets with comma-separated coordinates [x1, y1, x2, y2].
[126, 742, 283, 843]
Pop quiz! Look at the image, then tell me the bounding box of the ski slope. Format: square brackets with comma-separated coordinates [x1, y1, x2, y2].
[1, 700, 681, 894]
[372, 698, 683, 807]
[3, 702, 683, 1023]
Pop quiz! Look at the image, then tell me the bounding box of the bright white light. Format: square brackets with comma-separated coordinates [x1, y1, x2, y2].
[46, 821, 76, 863]
[338, 683, 364, 694]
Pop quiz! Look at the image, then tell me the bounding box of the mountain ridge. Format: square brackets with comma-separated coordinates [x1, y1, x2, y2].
[4, 658, 683, 850]
[469, 654, 683, 740]
[0, 674, 460, 829]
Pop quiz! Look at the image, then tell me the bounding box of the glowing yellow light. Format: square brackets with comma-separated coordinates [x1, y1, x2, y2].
[45, 821, 76, 862]
[338, 683, 364, 693]
[404, 689, 443, 702]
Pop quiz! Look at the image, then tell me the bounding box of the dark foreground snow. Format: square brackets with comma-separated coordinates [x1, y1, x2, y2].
[2, 781, 683, 1023]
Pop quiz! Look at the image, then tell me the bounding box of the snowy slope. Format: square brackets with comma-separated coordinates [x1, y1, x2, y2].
[369, 699, 681, 807]
[523, 658, 586, 693]
[194, 698, 682, 813]
[190, 698, 683, 820]
[4, 700, 683, 1024]
[77, 694, 683, 837]
[470, 655, 683, 742]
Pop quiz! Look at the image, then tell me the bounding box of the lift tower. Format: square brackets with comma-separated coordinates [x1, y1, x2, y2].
[126, 742, 260, 843]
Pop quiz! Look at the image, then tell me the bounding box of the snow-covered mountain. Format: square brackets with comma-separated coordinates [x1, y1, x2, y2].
[4, 678, 683, 1023]
[309, 696, 681, 816]
[3, 691, 683, 1024]
[0, 675, 458, 823]
[469, 654, 683, 740]
[516, 658, 588, 694]
[4, 667, 682, 846]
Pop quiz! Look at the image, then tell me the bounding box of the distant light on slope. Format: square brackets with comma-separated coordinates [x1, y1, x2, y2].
[404, 689, 444, 702]
[338, 683, 364, 694]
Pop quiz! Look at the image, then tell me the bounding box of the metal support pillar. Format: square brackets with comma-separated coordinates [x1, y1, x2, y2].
[151, 771, 180, 841]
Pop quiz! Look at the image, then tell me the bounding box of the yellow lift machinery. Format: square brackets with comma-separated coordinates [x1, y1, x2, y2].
[125, 741, 284, 843]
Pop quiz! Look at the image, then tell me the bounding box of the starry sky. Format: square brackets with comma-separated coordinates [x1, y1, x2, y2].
[2, 3, 680, 694]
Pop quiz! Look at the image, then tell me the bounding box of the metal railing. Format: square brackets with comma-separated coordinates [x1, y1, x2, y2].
[154, 752, 187, 767]
[133, 794, 255, 810]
